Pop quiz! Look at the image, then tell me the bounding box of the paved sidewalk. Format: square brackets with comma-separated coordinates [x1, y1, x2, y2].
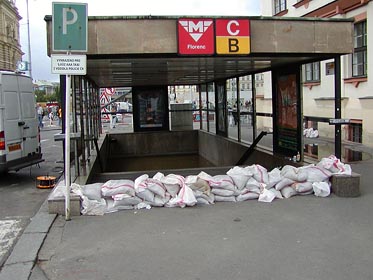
[1, 159, 372, 280]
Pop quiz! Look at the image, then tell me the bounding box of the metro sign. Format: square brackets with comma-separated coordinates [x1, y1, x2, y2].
[216, 19, 251, 55]
[178, 19, 214, 55]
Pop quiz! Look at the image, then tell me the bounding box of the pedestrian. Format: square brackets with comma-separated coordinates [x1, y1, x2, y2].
[58, 107, 62, 126]
[37, 104, 44, 128]
[49, 110, 54, 126]
[110, 103, 117, 129]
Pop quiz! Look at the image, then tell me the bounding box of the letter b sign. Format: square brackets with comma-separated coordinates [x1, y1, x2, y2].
[53, 3, 88, 52]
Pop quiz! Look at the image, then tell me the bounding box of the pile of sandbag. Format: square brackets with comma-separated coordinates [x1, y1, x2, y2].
[71, 155, 352, 215]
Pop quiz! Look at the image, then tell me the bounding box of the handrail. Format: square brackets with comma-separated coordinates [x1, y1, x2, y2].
[236, 131, 272, 166]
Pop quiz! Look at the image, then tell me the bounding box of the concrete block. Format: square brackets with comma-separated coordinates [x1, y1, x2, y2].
[48, 196, 81, 216]
[0, 262, 34, 280]
[330, 172, 360, 197]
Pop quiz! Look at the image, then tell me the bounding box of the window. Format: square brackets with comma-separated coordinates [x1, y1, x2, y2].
[347, 123, 362, 143]
[305, 62, 320, 82]
[353, 21, 367, 77]
[274, 0, 286, 14]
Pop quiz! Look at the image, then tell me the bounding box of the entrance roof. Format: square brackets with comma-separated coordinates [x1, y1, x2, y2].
[44, 16, 353, 88]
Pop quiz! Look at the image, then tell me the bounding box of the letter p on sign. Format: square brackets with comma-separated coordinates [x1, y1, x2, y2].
[52, 2, 88, 52]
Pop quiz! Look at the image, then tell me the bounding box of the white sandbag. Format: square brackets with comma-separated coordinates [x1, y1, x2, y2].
[166, 185, 197, 208]
[134, 174, 155, 202]
[194, 190, 214, 204]
[298, 190, 314, 196]
[292, 181, 313, 193]
[101, 180, 135, 197]
[245, 177, 261, 193]
[312, 181, 331, 197]
[281, 186, 298, 198]
[161, 174, 184, 197]
[187, 178, 211, 196]
[146, 178, 167, 198]
[209, 175, 236, 191]
[275, 178, 295, 191]
[214, 195, 236, 202]
[258, 188, 276, 203]
[112, 194, 142, 207]
[281, 165, 308, 182]
[268, 188, 283, 199]
[317, 155, 352, 175]
[301, 165, 332, 182]
[211, 188, 236, 197]
[236, 192, 259, 201]
[245, 164, 269, 184]
[80, 182, 103, 201]
[196, 197, 210, 205]
[227, 166, 253, 190]
[106, 198, 134, 213]
[136, 189, 154, 203]
[267, 168, 282, 188]
[81, 197, 106, 215]
[197, 171, 213, 182]
[148, 194, 170, 207]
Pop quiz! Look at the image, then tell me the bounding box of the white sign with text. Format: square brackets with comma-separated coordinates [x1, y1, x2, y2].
[51, 54, 87, 75]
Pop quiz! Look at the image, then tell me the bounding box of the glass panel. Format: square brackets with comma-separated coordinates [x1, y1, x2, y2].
[256, 115, 273, 149]
[207, 83, 216, 134]
[240, 76, 253, 144]
[227, 78, 238, 140]
[200, 86, 207, 131]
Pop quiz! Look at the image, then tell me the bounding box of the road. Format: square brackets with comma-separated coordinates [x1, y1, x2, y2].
[0, 124, 63, 268]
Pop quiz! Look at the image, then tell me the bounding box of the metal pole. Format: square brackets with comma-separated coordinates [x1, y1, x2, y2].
[65, 74, 71, 220]
[26, 0, 32, 78]
[334, 56, 342, 159]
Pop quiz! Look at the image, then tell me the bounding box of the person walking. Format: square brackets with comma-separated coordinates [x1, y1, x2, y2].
[58, 107, 62, 126]
[37, 104, 44, 128]
[110, 103, 117, 129]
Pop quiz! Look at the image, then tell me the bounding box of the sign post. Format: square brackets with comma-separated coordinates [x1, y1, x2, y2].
[52, 2, 87, 221]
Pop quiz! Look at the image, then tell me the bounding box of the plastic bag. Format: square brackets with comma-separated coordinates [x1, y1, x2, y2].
[258, 188, 276, 203]
[312, 182, 331, 197]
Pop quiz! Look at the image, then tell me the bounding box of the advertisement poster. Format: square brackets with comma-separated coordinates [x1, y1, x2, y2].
[133, 86, 168, 131]
[275, 73, 300, 154]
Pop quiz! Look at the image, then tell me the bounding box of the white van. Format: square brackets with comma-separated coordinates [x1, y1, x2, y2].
[0, 71, 43, 173]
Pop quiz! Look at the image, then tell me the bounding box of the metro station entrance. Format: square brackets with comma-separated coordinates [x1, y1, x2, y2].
[45, 15, 354, 181]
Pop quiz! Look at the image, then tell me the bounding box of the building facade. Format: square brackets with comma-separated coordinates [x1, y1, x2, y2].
[0, 0, 22, 71]
[261, 0, 373, 149]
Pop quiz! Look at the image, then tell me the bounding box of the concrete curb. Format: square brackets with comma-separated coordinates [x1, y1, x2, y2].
[0, 201, 57, 280]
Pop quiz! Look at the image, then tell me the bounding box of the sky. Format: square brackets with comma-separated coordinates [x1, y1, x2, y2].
[15, 0, 261, 82]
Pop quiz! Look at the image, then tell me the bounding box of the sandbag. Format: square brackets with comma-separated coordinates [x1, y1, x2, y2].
[236, 192, 259, 201]
[101, 180, 135, 197]
[166, 185, 197, 208]
[112, 194, 142, 207]
[81, 182, 103, 201]
[187, 177, 211, 196]
[267, 168, 282, 189]
[281, 186, 298, 198]
[281, 165, 308, 182]
[275, 178, 295, 191]
[106, 198, 134, 213]
[227, 166, 253, 190]
[194, 190, 214, 204]
[313, 181, 331, 197]
[245, 177, 261, 193]
[211, 188, 236, 197]
[292, 181, 313, 193]
[81, 197, 106, 215]
[245, 164, 269, 184]
[209, 175, 236, 191]
[300, 165, 332, 182]
[147, 178, 167, 198]
[268, 188, 283, 199]
[317, 155, 352, 175]
[134, 174, 155, 202]
[214, 195, 236, 202]
[149, 194, 171, 207]
[161, 174, 184, 197]
[258, 188, 276, 203]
